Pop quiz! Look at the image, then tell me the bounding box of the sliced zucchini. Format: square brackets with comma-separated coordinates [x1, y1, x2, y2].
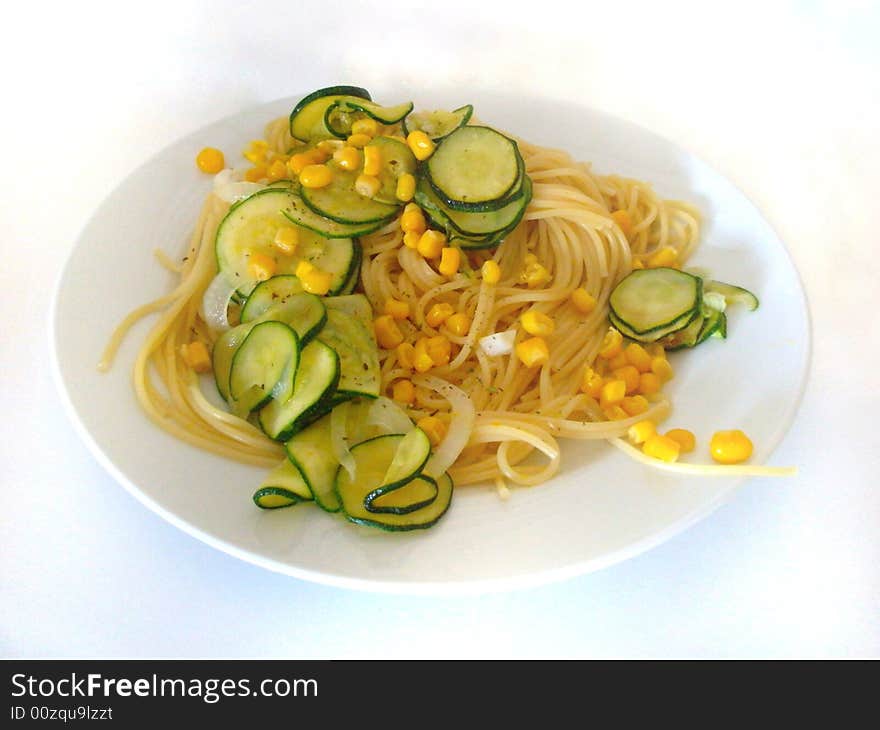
[215, 188, 358, 296]
[609, 267, 702, 336]
[704, 280, 760, 311]
[282, 191, 390, 238]
[241, 276, 300, 320]
[228, 320, 299, 416]
[661, 313, 705, 351]
[316, 308, 381, 399]
[366, 137, 418, 205]
[289, 86, 372, 142]
[285, 413, 341, 512]
[259, 339, 340, 441]
[609, 308, 701, 344]
[403, 104, 473, 141]
[253, 459, 312, 509]
[323, 293, 373, 328]
[325, 99, 414, 138]
[367, 476, 438, 515]
[427, 126, 522, 211]
[696, 308, 727, 345]
[301, 169, 399, 225]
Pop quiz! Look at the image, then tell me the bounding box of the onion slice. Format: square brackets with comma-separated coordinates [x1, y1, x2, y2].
[364, 397, 414, 438]
[212, 168, 265, 203]
[479, 329, 517, 356]
[200, 272, 238, 332]
[412, 375, 475, 478]
[331, 401, 357, 480]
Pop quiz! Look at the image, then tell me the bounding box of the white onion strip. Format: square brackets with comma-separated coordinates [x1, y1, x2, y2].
[200, 272, 238, 332]
[412, 375, 476, 478]
[212, 168, 265, 203]
[330, 401, 357, 480]
[479, 329, 517, 356]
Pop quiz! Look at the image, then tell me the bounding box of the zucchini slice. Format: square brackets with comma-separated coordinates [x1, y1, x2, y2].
[609, 308, 701, 344]
[696, 308, 727, 345]
[609, 267, 703, 336]
[285, 413, 342, 512]
[366, 137, 418, 205]
[259, 339, 340, 441]
[289, 86, 372, 142]
[704, 280, 760, 311]
[427, 126, 522, 211]
[403, 104, 473, 141]
[324, 293, 373, 329]
[316, 308, 381, 399]
[325, 99, 415, 138]
[282, 191, 389, 238]
[301, 169, 399, 225]
[228, 320, 299, 416]
[253, 459, 313, 509]
[215, 189, 358, 296]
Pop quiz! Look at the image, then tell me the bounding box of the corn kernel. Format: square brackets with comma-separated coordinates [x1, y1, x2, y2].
[603, 405, 629, 421]
[362, 145, 382, 176]
[413, 338, 434, 372]
[647, 343, 666, 358]
[400, 205, 427, 235]
[332, 145, 362, 171]
[243, 166, 266, 182]
[392, 379, 416, 405]
[243, 139, 268, 165]
[347, 133, 372, 148]
[520, 310, 555, 337]
[571, 288, 597, 314]
[608, 352, 628, 371]
[396, 173, 416, 202]
[627, 420, 656, 445]
[180, 340, 212, 373]
[266, 158, 288, 182]
[600, 379, 627, 407]
[621, 395, 650, 416]
[385, 298, 410, 320]
[196, 147, 225, 174]
[611, 209, 633, 238]
[515, 336, 550, 368]
[624, 343, 653, 373]
[317, 139, 344, 155]
[299, 164, 333, 188]
[247, 251, 276, 281]
[613, 365, 641, 394]
[296, 262, 333, 295]
[598, 328, 623, 359]
[444, 312, 471, 336]
[639, 371, 662, 395]
[417, 230, 446, 259]
[295, 259, 313, 277]
[426, 336, 451, 366]
[288, 149, 326, 175]
[521, 260, 551, 288]
[647, 246, 678, 268]
[710, 430, 753, 464]
[482, 260, 501, 284]
[666, 428, 696, 453]
[406, 130, 436, 161]
[273, 226, 299, 255]
[355, 173, 381, 197]
[374, 315, 405, 349]
[580, 367, 604, 398]
[643, 434, 681, 463]
[396, 342, 415, 369]
[426, 302, 454, 327]
[351, 117, 379, 137]
[417, 416, 447, 447]
[650, 356, 674, 382]
[631, 258, 645, 270]
[403, 230, 421, 249]
[438, 247, 461, 277]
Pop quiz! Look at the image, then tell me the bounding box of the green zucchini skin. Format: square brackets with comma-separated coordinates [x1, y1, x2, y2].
[300, 169, 399, 225]
[228, 320, 300, 416]
[253, 487, 311, 510]
[609, 268, 703, 336]
[289, 86, 372, 141]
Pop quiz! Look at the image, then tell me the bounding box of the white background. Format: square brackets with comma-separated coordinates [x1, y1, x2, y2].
[2, 0, 878, 658]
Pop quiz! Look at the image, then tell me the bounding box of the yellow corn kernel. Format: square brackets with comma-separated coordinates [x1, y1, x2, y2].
[400, 204, 427, 235]
[520, 310, 555, 337]
[521, 260, 551, 288]
[413, 338, 434, 372]
[299, 164, 333, 188]
[196, 147, 225, 174]
[273, 226, 299, 255]
[180, 340, 212, 373]
[444, 312, 471, 336]
[374, 315, 405, 350]
[351, 117, 379, 137]
[621, 394, 650, 417]
[406, 130, 436, 161]
[243, 166, 266, 182]
[598, 328, 623, 359]
[666, 428, 696, 454]
[571, 288, 597, 314]
[392, 379, 416, 405]
[417, 229, 446, 259]
[631, 258, 645, 270]
[346, 133, 372, 148]
[355, 173, 381, 197]
[426, 335, 451, 367]
[417, 416, 447, 447]
[603, 405, 629, 421]
[396, 173, 416, 202]
[317, 139, 344, 155]
[647, 246, 678, 268]
[426, 302, 454, 328]
[438, 247, 461, 277]
[288, 149, 326, 175]
[710, 430, 753, 464]
[243, 139, 268, 164]
[643, 434, 681, 463]
[639, 371, 662, 395]
[627, 419, 656, 445]
[299, 267, 333, 295]
[332, 145, 362, 171]
[580, 367, 605, 398]
[362, 145, 382, 176]
[611, 209, 633, 238]
[647, 342, 666, 357]
[385, 298, 410, 320]
[247, 252, 276, 281]
[396, 342, 415, 369]
[624, 342, 653, 373]
[613, 365, 641, 395]
[402, 230, 421, 249]
[608, 352, 628, 371]
[295, 259, 314, 277]
[266, 158, 288, 182]
[599, 379, 627, 407]
[481, 260, 501, 284]
[515, 336, 550, 368]
[650, 356, 674, 382]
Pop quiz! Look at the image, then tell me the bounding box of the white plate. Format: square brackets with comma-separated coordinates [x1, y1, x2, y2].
[50, 92, 810, 595]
